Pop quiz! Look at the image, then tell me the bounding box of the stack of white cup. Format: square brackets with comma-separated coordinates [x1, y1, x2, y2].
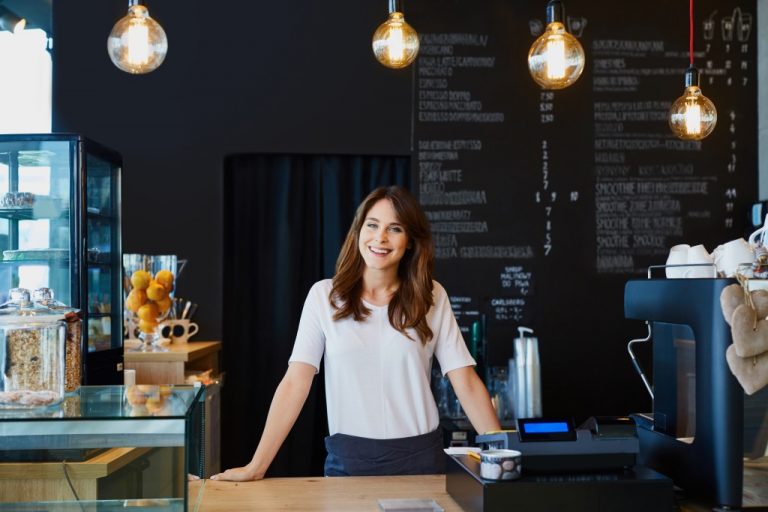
[666, 239, 753, 278]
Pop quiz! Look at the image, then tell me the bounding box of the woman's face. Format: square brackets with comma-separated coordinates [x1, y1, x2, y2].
[358, 198, 410, 274]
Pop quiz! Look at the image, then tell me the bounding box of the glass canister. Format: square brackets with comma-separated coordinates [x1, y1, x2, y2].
[33, 288, 83, 393]
[0, 288, 66, 408]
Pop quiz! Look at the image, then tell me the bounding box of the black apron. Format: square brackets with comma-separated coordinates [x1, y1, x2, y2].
[324, 428, 445, 477]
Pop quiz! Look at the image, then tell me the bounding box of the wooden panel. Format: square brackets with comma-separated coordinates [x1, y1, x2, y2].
[124, 341, 221, 363]
[0, 447, 150, 503]
[0, 478, 97, 502]
[125, 360, 185, 385]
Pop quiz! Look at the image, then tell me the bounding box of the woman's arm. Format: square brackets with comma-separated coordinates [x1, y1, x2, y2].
[210, 361, 317, 481]
[447, 366, 501, 434]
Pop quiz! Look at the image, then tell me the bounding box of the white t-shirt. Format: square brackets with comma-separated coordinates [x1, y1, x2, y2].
[288, 279, 475, 440]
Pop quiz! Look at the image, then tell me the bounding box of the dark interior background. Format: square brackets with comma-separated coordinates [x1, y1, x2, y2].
[49, 0, 760, 476]
[51, 0, 414, 341]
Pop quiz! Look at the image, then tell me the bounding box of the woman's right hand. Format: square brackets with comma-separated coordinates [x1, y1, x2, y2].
[210, 464, 264, 482]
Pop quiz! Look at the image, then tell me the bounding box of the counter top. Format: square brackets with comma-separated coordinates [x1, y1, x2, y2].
[189, 470, 768, 512]
[123, 341, 221, 363]
[192, 475, 462, 511]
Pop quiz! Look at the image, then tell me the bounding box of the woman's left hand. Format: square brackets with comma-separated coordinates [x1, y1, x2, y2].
[210, 464, 264, 482]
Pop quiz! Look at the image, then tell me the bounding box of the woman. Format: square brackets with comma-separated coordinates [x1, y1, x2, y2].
[211, 186, 500, 480]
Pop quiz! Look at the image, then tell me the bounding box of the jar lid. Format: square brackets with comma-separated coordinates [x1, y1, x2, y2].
[32, 287, 75, 311]
[0, 288, 66, 324]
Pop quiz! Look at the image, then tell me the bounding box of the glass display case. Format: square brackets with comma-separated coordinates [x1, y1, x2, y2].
[0, 385, 205, 511]
[0, 134, 122, 384]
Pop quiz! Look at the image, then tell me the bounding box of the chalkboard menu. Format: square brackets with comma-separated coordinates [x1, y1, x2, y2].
[410, 0, 757, 418]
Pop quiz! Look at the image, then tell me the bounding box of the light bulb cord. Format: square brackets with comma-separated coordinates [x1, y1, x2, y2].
[689, 0, 694, 66]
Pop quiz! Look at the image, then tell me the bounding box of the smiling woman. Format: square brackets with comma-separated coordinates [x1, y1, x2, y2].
[0, 28, 50, 134]
[212, 186, 501, 482]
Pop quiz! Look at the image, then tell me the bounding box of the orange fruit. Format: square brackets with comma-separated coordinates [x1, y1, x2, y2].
[126, 289, 147, 312]
[155, 270, 175, 291]
[137, 303, 160, 322]
[146, 281, 167, 301]
[126, 386, 146, 405]
[156, 296, 172, 313]
[139, 319, 158, 334]
[130, 270, 152, 290]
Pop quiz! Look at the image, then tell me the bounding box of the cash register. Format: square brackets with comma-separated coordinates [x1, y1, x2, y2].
[445, 416, 673, 512]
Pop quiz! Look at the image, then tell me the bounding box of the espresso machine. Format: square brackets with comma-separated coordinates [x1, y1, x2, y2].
[624, 277, 768, 509]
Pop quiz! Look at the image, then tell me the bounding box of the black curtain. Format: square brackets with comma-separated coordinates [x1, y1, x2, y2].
[222, 154, 410, 476]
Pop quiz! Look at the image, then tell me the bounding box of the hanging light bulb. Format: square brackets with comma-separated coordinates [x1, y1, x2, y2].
[668, 0, 716, 140]
[107, 0, 168, 74]
[528, 0, 585, 89]
[0, 6, 26, 34]
[668, 66, 717, 140]
[372, 0, 419, 69]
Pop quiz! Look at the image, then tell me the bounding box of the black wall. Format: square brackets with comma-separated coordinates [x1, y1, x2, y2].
[52, 0, 413, 340]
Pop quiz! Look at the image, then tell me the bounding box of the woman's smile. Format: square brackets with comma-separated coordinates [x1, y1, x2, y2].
[358, 198, 409, 272]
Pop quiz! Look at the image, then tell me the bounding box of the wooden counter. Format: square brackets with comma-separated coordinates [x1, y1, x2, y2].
[194, 475, 462, 512]
[124, 341, 221, 385]
[190, 467, 768, 512]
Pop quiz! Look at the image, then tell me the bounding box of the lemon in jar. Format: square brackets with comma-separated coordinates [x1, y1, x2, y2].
[155, 269, 175, 292]
[126, 289, 147, 312]
[130, 270, 152, 290]
[146, 281, 167, 301]
[137, 302, 160, 322]
[155, 295, 172, 313]
[139, 319, 158, 334]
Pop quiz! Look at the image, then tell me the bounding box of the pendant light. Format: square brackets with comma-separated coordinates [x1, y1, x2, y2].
[0, 6, 26, 34]
[668, 0, 716, 140]
[107, 0, 168, 74]
[372, 0, 419, 69]
[527, 0, 585, 90]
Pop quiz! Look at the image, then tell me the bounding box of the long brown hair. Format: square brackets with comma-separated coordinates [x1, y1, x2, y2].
[330, 186, 435, 344]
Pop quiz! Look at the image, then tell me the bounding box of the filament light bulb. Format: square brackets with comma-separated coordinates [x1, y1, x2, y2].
[0, 6, 25, 34]
[528, 1, 585, 89]
[372, 8, 419, 69]
[107, 3, 168, 74]
[668, 67, 717, 140]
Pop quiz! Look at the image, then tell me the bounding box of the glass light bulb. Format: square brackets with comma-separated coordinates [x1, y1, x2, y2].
[528, 22, 585, 89]
[668, 85, 717, 140]
[372, 12, 419, 69]
[107, 4, 168, 74]
[11, 18, 25, 34]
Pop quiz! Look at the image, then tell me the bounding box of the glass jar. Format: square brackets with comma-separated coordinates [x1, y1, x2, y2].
[0, 288, 66, 408]
[32, 288, 82, 393]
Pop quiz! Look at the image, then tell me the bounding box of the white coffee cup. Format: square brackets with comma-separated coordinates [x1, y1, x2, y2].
[160, 319, 199, 344]
[665, 244, 690, 278]
[715, 238, 753, 277]
[685, 244, 715, 278]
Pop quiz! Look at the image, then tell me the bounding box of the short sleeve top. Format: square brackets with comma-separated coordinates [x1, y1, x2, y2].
[288, 279, 475, 439]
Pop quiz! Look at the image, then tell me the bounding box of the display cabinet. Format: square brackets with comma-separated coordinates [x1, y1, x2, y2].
[0, 385, 205, 511]
[0, 134, 122, 384]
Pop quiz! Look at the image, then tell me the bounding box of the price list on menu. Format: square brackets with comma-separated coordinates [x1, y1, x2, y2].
[592, 5, 755, 274]
[410, 0, 757, 399]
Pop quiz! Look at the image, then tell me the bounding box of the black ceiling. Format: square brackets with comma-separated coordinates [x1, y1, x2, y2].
[0, 0, 51, 36]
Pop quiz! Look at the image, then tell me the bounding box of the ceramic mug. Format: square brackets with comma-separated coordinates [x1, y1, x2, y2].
[685, 244, 715, 278]
[160, 319, 199, 344]
[665, 244, 690, 278]
[714, 238, 753, 278]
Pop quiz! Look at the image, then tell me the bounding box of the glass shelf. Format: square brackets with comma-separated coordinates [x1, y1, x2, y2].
[0, 207, 68, 221]
[0, 499, 185, 511]
[0, 135, 123, 383]
[0, 385, 205, 510]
